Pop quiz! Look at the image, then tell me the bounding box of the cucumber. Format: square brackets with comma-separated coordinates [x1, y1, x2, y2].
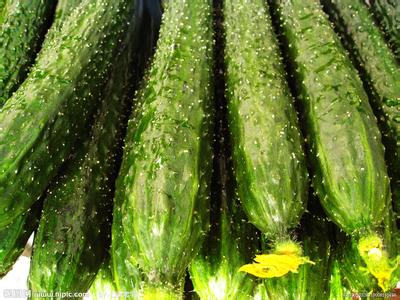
[330, 207, 400, 297]
[53, 0, 82, 25]
[0, 0, 57, 107]
[255, 214, 333, 300]
[0, 0, 139, 228]
[189, 2, 258, 298]
[0, 0, 82, 277]
[328, 260, 348, 300]
[368, 0, 400, 61]
[321, 0, 400, 221]
[271, 0, 396, 291]
[111, 0, 214, 297]
[0, 199, 41, 276]
[189, 116, 259, 299]
[88, 259, 119, 300]
[223, 0, 309, 279]
[27, 3, 148, 293]
[42, 0, 82, 41]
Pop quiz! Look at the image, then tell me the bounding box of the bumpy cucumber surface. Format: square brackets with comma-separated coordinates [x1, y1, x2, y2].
[322, 0, 400, 218]
[42, 0, 82, 42]
[224, 0, 308, 239]
[272, 0, 389, 236]
[112, 0, 214, 297]
[272, 0, 394, 290]
[189, 121, 259, 299]
[0, 0, 82, 277]
[27, 3, 148, 293]
[369, 0, 400, 61]
[0, 0, 5, 14]
[0, 200, 41, 277]
[53, 0, 82, 24]
[0, 0, 138, 228]
[0, 0, 57, 106]
[328, 260, 348, 300]
[88, 259, 118, 300]
[189, 2, 258, 298]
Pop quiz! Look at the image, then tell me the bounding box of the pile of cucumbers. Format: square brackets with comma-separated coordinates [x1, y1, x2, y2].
[0, 0, 399, 298]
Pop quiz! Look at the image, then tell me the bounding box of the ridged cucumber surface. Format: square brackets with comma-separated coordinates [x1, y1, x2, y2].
[0, 0, 138, 228]
[53, 0, 82, 25]
[27, 2, 149, 293]
[369, 0, 400, 61]
[321, 0, 400, 219]
[112, 0, 214, 297]
[0, 0, 81, 277]
[0, 200, 41, 276]
[88, 259, 118, 300]
[225, 0, 307, 240]
[272, 0, 394, 290]
[328, 260, 348, 300]
[189, 117, 259, 299]
[223, 0, 309, 280]
[0, 0, 57, 106]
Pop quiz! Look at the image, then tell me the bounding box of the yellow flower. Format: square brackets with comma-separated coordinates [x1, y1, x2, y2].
[357, 234, 399, 291]
[239, 242, 314, 278]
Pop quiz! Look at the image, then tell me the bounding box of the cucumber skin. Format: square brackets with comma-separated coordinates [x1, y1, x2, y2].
[88, 259, 119, 300]
[28, 2, 147, 293]
[42, 0, 82, 42]
[189, 2, 260, 297]
[53, 0, 82, 25]
[0, 0, 57, 106]
[0, 200, 41, 276]
[328, 260, 348, 300]
[112, 0, 214, 294]
[0, 0, 138, 228]
[224, 0, 308, 238]
[110, 0, 161, 292]
[273, 0, 391, 235]
[0, 0, 83, 277]
[321, 0, 400, 219]
[189, 128, 259, 299]
[257, 215, 332, 300]
[369, 0, 400, 61]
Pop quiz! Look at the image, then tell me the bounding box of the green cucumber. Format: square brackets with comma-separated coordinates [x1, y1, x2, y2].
[337, 237, 381, 294]
[41, 0, 82, 42]
[0, 0, 4, 13]
[189, 2, 258, 298]
[89, 259, 119, 300]
[27, 3, 147, 293]
[271, 0, 395, 291]
[0, 0, 82, 277]
[256, 214, 333, 300]
[189, 122, 259, 299]
[112, 0, 214, 297]
[0, 199, 41, 276]
[330, 207, 399, 297]
[369, 0, 400, 61]
[0, 0, 139, 228]
[53, 0, 82, 25]
[224, 0, 309, 279]
[0, 0, 57, 106]
[321, 0, 400, 220]
[328, 260, 348, 300]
